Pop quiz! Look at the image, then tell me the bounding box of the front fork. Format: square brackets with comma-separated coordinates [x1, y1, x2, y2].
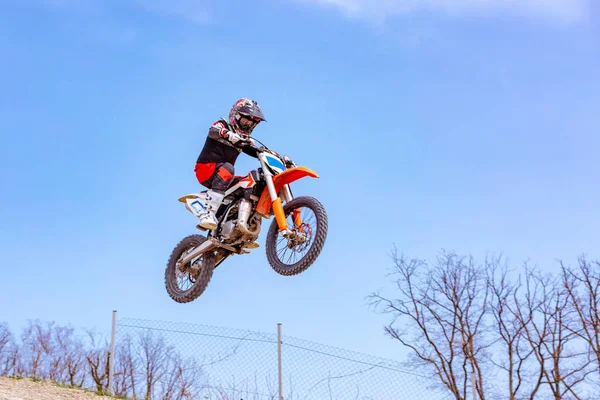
[264, 175, 302, 233]
[281, 184, 303, 229]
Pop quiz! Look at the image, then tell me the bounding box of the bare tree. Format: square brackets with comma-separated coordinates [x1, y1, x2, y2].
[1, 320, 217, 399]
[48, 326, 67, 382]
[51, 325, 86, 387]
[264, 372, 280, 400]
[543, 280, 591, 399]
[512, 267, 592, 399]
[0, 323, 11, 355]
[370, 249, 600, 400]
[368, 249, 492, 400]
[158, 352, 204, 400]
[0, 325, 23, 378]
[561, 256, 600, 381]
[159, 352, 185, 400]
[137, 329, 171, 400]
[2, 345, 22, 377]
[486, 263, 540, 399]
[85, 329, 110, 393]
[1, 321, 87, 385]
[113, 334, 139, 398]
[20, 320, 55, 379]
[0, 322, 16, 376]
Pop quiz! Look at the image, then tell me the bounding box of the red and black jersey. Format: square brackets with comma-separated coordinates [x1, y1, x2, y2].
[196, 119, 258, 165]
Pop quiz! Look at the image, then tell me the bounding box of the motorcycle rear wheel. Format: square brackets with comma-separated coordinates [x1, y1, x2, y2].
[266, 196, 328, 276]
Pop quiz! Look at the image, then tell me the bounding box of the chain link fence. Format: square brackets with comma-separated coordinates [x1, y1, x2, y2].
[113, 313, 451, 400]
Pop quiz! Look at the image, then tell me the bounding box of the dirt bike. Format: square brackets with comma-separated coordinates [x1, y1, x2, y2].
[164, 137, 328, 303]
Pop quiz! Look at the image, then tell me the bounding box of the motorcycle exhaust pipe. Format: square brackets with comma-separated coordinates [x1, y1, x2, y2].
[238, 199, 261, 237]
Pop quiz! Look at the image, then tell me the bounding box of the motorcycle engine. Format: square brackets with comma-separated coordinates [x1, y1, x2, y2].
[220, 220, 240, 241]
[219, 199, 261, 243]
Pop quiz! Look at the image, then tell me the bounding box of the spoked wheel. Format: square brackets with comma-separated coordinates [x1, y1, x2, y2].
[266, 196, 328, 276]
[165, 234, 215, 303]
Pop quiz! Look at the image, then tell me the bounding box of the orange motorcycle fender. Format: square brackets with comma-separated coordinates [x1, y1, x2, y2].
[255, 167, 319, 216]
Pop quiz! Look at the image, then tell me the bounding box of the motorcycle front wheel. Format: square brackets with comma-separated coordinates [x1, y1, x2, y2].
[165, 234, 215, 303]
[266, 196, 328, 276]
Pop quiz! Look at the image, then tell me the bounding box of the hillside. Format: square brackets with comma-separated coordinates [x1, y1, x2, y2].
[0, 377, 115, 400]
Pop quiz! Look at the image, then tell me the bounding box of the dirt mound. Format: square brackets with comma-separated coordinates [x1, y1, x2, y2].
[0, 377, 114, 400]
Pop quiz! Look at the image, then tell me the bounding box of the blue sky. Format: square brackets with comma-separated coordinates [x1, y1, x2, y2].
[1, 0, 599, 363]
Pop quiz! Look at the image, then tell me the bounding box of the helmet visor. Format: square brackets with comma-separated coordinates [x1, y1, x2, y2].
[239, 115, 260, 132]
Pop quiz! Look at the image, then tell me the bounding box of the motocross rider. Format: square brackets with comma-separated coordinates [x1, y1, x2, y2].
[194, 98, 266, 231]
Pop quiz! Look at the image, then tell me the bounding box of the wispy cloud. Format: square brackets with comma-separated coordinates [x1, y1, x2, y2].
[294, 0, 591, 24]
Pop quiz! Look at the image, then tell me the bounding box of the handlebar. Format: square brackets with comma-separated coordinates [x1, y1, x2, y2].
[244, 136, 296, 168]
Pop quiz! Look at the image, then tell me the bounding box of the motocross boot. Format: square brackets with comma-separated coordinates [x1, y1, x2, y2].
[196, 190, 225, 231]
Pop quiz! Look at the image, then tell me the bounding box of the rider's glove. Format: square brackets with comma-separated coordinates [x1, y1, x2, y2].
[283, 155, 295, 168]
[226, 131, 245, 144]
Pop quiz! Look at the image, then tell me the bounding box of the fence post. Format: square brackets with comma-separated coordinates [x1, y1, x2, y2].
[108, 310, 117, 395]
[278, 323, 283, 400]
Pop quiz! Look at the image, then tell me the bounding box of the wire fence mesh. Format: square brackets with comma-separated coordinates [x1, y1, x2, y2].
[116, 317, 451, 400]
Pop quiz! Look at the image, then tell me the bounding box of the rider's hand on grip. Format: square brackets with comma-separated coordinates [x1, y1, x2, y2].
[226, 131, 244, 144]
[284, 155, 296, 168]
[242, 135, 255, 146]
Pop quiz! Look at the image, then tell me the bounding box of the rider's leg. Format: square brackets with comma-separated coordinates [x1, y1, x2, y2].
[196, 163, 234, 230]
[211, 164, 259, 248]
[195, 162, 216, 187]
[210, 163, 234, 192]
[194, 163, 259, 247]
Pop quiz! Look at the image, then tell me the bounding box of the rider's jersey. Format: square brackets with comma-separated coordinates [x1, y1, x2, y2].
[196, 119, 258, 165]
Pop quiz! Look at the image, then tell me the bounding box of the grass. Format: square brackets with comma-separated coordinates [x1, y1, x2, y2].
[53, 381, 128, 399]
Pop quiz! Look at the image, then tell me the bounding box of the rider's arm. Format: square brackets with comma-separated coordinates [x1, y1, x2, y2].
[241, 143, 259, 158]
[208, 120, 249, 146]
[207, 120, 256, 157]
[208, 120, 232, 141]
